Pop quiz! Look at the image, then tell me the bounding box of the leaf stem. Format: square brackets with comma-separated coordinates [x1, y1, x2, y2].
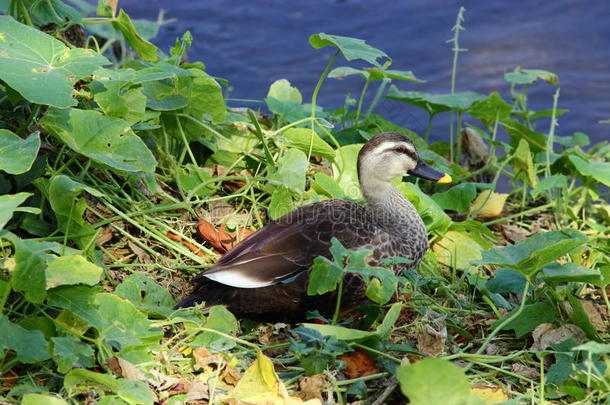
[331, 277, 344, 325]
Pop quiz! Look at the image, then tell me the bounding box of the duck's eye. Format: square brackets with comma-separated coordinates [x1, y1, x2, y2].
[393, 147, 408, 154]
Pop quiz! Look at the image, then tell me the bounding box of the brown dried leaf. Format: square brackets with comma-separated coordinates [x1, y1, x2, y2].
[193, 347, 224, 370]
[197, 218, 254, 253]
[501, 224, 529, 243]
[338, 349, 379, 379]
[580, 300, 607, 331]
[296, 374, 326, 402]
[511, 363, 540, 380]
[97, 226, 114, 245]
[127, 240, 152, 264]
[416, 311, 447, 357]
[106, 356, 144, 380]
[222, 366, 243, 386]
[530, 323, 586, 351]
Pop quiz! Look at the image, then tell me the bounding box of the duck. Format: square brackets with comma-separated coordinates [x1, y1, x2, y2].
[176, 132, 451, 320]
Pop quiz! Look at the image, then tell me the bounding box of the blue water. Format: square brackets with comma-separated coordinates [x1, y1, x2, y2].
[121, 0, 609, 144]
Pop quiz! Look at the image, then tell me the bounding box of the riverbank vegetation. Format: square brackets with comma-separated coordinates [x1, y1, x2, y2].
[0, 2, 608, 404]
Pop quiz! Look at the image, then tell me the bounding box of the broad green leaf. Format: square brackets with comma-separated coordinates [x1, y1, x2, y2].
[1, 233, 56, 303]
[568, 155, 610, 187]
[591, 265, 610, 288]
[47, 175, 102, 248]
[504, 69, 558, 85]
[399, 183, 452, 235]
[360, 266, 398, 304]
[499, 301, 558, 338]
[567, 295, 600, 341]
[309, 33, 389, 67]
[333, 143, 362, 200]
[142, 75, 191, 111]
[329, 66, 422, 82]
[431, 183, 477, 212]
[94, 293, 163, 350]
[191, 305, 239, 350]
[530, 175, 567, 198]
[267, 148, 308, 193]
[0, 315, 50, 363]
[541, 262, 601, 283]
[47, 285, 103, 328]
[52, 336, 95, 373]
[268, 185, 294, 220]
[397, 358, 474, 405]
[267, 79, 302, 103]
[0, 16, 109, 107]
[573, 341, 610, 355]
[307, 256, 344, 296]
[486, 268, 527, 294]
[64, 368, 119, 392]
[502, 118, 547, 152]
[264, 97, 310, 123]
[474, 229, 588, 276]
[91, 80, 147, 125]
[512, 139, 537, 186]
[0, 130, 40, 174]
[312, 172, 345, 198]
[22, 394, 69, 405]
[116, 379, 154, 405]
[29, 0, 82, 25]
[299, 323, 377, 341]
[115, 273, 175, 317]
[0, 192, 32, 230]
[112, 9, 158, 62]
[555, 132, 590, 148]
[467, 92, 512, 127]
[432, 228, 490, 270]
[386, 86, 486, 114]
[176, 164, 215, 197]
[45, 255, 103, 289]
[279, 128, 335, 161]
[41, 108, 157, 173]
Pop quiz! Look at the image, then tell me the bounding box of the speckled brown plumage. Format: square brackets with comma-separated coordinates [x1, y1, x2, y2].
[177, 132, 441, 320]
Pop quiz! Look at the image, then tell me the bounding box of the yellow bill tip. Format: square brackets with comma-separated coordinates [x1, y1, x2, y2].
[437, 173, 452, 184]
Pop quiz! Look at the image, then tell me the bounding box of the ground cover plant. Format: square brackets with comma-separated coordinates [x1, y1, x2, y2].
[0, 2, 609, 404]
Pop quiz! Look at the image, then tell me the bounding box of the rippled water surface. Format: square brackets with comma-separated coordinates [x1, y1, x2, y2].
[121, 1, 609, 143]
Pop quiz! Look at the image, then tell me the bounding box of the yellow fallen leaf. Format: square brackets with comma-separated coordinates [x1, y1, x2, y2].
[470, 385, 509, 404]
[469, 190, 508, 217]
[222, 352, 321, 405]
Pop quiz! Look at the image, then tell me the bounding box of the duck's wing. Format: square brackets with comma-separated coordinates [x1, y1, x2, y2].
[194, 199, 367, 288]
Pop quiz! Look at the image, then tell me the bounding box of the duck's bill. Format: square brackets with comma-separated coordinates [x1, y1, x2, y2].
[410, 160, 452, 183]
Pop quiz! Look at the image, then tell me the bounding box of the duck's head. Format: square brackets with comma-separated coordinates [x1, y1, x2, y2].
[357, 132, 452, 184]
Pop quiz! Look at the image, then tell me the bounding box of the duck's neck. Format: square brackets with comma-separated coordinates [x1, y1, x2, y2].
[360, 176, 423, 231]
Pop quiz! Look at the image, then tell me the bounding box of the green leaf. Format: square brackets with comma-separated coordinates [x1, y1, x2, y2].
[329, 66, 422, 82]
[0, 315, 50, 363]
[91, 80, 147, 125]
[97, 0, 117, 17]
[431, 183, 477, 212]
[2, 233, 56, 303]
[267, 79, 302, 103]
[22, 394, 69, 405]
[0, 192, 32, 230]
[530, 175, 567, 198]
[175, 164, 215, 197]
[52, 336, 95, 373]
[299, 323, 377, 341]
[502, 118, 547, 152]
[432, 224, 492, 270]
[114, 273, 175, 317]
[467, 92, 513, 127]
[267, 148, 308, 193]
[333, 143, 362, 200]
[191, 305, 239, 350]
[268, 185, 294, 220]
[397, 358, 472, 405]
[386, 86, 486, 114]
[309, 33, 389, 67]
[45, 255, 103, 289]
[512, 139, 537, 186]
[64, 368, 119, 392]
[474, 229, 588, 277]
[573, 341, 610, 354]
[116, 379, 154, 405]
[30, 0, 82, 25]
[112, 9, 159, 62]
[312, 173, 345, 198]
[280, 128, 335, 161]
[47, 285, 103, 328]
[568, 155, 610, 187]
[555, 132, 590, 148]
[567, 295, 600, 341]
[41, 108, 157, 173]
[307, 256, 344, 296]
[0, 16, 109, 107]
[499, 301, 558, 338]
[487, 268, 526, 294]
[376, 302, 402, 339]
[399, 183, 452, 235]
[0, 130, 40, 174]
[94, 293, 163, 350]
[504, 69, 558, 85]
[541, 262, 601, 284]
[47, 175, 102, 248]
